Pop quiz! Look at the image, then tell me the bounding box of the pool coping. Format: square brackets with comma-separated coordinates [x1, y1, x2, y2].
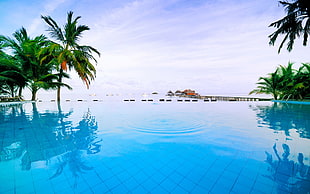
[0, 100, 34, 106]
[272, 100, 310, 105]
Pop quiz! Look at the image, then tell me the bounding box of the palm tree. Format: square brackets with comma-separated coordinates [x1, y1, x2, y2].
[41, 11, 100, 101]
[269, 0, 310, 53]
[0, 50, 26, 98]
[250, 62, 310, 100]
[249, 70, 283, 100]
[0, 27, 70, 101]
[292, 63, 310, 99]
[276, 62, 297, 99]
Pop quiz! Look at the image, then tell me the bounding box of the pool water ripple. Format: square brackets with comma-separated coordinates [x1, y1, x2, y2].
[125, 112, 207, 136]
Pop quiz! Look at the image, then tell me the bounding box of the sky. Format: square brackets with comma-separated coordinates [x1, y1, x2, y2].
[0, 0, 309, 99]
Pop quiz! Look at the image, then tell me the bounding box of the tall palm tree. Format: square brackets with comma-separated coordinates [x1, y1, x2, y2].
[249, 70, 283, 100]
[269, 0, 310, 53]
[41, 11, 100, 101]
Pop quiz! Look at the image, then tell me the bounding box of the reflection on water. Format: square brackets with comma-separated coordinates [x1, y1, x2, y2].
[0, 103, 101, 184]
[250, 102, 310, 139]
[265, 143, 310, 193]
[1, 101, 309, 193]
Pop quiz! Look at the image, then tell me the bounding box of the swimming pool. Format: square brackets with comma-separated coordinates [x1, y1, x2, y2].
[0, 100, 309, 193]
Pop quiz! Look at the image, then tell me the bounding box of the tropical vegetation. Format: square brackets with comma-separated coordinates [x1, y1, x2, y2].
[41, 11, 100, 101]
[269, 0, 310, 53]
[251, 0, 310, 100]
[0, 11, 99, 102]
[249, 62, 310, 100]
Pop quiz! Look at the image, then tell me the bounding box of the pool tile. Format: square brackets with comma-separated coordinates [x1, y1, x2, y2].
[15, 174, 34, 188]
[115, 170, 131, 182]
[169, 171, 185, 184]
[110, 183, 129, 193]
[191, 185, 209, 194]
[104, 176, 122, 190]
[179, 177, 197, 192]
[159, 177, 178, 191]
[254, 174, 274, 188]
[141, 176, 159, 190]
[220, 169, 239, 181]
[209, 183, 231, 194]
[150, 171, 166, 184]
[131, 185, 148, 194]
[91, 182, 111, 193]
[251, 181, 275, 194]
[31, 170, 50, 182]
[15, 185, 36, 194]
[134, 170, 149, 183]
[126, 164, 141, 175]
[197, 175, 217, 189]
[230, 178, 253, 193]
[186, 166, 208, 183]
[171, 185, 190, 194]
[0, 188, 15, 194]
[216, 176, 236, 190]
[82, 171, 103, 188]
[122, 177, 140, 190]
[51, 180, 74, 193]
[96, 169, 115, 182]
[33, 179, 54, 194]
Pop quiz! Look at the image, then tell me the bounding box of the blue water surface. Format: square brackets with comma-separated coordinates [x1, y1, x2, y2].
[0, 100, 309, 194]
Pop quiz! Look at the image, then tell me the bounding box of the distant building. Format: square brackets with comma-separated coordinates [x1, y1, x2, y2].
[166, 90, 174, 96]
[175, 90, 183, 96]
[167, 89, 200, 97]
[183, 89, 197, 96]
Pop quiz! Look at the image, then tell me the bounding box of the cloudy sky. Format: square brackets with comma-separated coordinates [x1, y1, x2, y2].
[0, 0, 309, 98]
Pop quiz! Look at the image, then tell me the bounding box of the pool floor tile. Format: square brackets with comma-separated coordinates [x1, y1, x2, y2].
[131, 185, 148, 194]
[91, 182, 111, 193]
[122, 177, 140, 191]
[159, 177, 178, 191]
[191, 185, 210, 194]
[110, 183, 129, 193]
[104, 176, 122, 190]
[197, 175, 217, 189]
[141, 176, 159, 190]
[171, 185, 190, 194]
[179, 177, 197, 192]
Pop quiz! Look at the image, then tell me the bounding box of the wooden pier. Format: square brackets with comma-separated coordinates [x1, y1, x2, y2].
[179, 95, 271, 101]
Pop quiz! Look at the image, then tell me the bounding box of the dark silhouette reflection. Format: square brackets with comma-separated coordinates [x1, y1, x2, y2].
[250, 102, 310, 139]
[265, 143, 310, 193]
[0, 103, 101, 183]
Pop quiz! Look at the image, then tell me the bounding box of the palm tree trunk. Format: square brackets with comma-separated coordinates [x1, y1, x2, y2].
[31, 88, 37, 101]
[18, 87, 23, 98]
[57, 87, 61, 102]
[57, 69, 63, 102]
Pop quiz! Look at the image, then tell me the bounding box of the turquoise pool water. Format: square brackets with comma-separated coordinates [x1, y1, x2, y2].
[0, 100, 309, 193]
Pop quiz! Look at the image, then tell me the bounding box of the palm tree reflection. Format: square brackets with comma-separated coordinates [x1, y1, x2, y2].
[250, 102, 310, 139]
[49, 108, 101, 184]
[265, 143, 310, 193]
[0, 103, 101, 184]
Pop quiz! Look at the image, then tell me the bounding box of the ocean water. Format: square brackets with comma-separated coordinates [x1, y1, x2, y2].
[0, 99, 309, 193]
